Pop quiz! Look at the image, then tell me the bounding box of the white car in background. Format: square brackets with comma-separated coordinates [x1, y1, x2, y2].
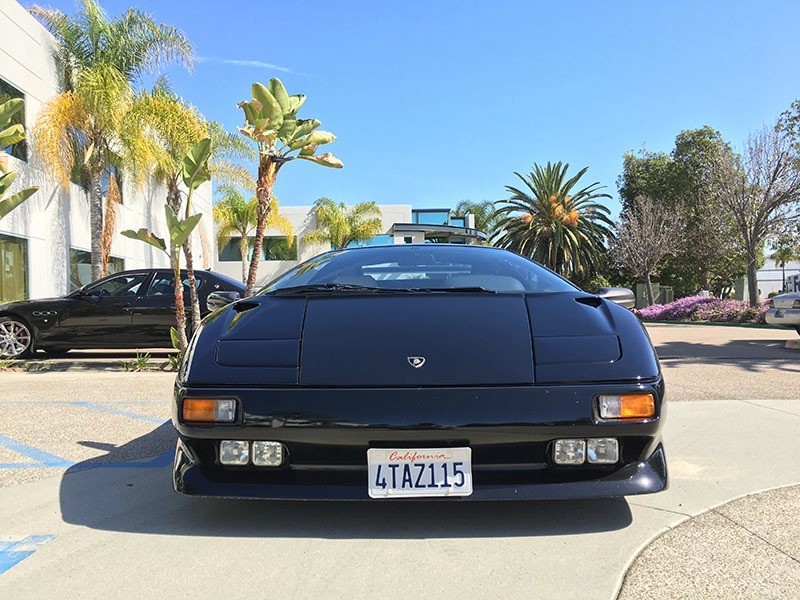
[765, 292, 800, 335]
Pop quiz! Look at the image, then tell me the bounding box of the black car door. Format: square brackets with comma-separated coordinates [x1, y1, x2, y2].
[51, 272, 151, 347]
[131, 271, 204, 346]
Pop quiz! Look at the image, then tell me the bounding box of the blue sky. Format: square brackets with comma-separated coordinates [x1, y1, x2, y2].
[31, 0, 800, 216]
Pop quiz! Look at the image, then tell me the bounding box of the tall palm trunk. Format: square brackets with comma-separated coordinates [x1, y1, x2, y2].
[245, 158, 280, 296]
[240, 235, 249, 283]
[88, 154, 105, 282]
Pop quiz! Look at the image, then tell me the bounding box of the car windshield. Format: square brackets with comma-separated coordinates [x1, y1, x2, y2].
[259, 246, 577, 294]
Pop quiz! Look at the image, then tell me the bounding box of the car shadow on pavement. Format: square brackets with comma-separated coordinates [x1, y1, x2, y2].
[656, 339, 799, 372]
[59, 424, 633, 539]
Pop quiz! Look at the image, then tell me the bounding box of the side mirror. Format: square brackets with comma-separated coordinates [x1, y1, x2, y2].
[207, 291, 241, 311]
[597, 287, 636, 309]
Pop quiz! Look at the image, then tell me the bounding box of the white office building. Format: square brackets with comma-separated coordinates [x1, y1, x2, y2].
[0, 0, 213, 303]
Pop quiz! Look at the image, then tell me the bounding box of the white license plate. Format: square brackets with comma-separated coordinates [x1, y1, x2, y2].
[367, 447, 473, 498]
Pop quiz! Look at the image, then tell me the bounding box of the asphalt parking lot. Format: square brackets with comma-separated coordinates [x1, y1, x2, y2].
[0, 324, 798, 599]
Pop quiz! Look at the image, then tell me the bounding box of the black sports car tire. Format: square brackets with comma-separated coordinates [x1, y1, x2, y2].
[0, 316, 35, 359]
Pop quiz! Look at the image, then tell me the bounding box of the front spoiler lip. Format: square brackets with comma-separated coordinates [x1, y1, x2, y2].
[173, 441, 668, 501]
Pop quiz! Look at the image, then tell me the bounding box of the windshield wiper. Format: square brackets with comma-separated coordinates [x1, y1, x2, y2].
[268, 283, 391, 296]
[402, 286, 497, 294]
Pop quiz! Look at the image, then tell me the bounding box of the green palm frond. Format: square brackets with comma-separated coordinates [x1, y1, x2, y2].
[494, 162, 612, 279]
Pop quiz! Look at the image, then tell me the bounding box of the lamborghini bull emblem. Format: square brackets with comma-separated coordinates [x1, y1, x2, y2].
[407, 356, 426, 368]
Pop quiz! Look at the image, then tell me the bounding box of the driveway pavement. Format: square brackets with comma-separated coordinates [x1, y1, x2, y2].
[0, 323, 798, 599]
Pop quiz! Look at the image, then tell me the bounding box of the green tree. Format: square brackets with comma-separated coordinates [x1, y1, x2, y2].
[122, 139, 210, 352]
[618, 128, 746, 296]
[125, 87, 252, 329]
[31, 0, 192, 281]
[454, 200, 500, 240]
[0, 99, 38, 219]
[493, 162, 613, 280]
[213, 186, 294, 282]
[237, 78, 343, 295]
[304, 198, 383, 250]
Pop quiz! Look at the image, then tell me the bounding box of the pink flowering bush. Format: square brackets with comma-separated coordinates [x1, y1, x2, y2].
[634, 295, 768, 324]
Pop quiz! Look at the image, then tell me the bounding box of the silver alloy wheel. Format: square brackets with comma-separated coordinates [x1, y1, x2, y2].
[0, 319, 32, 358]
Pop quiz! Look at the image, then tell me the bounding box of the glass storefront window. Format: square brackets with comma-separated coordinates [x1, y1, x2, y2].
[0, 233, 28, 302]
[69, 248, 125, 291]
[217, 236, 297, 262]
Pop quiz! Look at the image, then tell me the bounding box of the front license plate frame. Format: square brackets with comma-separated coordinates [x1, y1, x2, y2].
[367, 447, 473, 499]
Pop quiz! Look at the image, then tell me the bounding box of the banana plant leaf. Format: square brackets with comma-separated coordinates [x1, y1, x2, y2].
[181, 138, 212, 190]
[268, 79, 290, 114]
[165, 205, 203, 248]
[0, 187, 37, 219]
[0, 124, 25, 148]
[251, 83, 283, 130]
[298, 152, 344, 168]
[0, 99, 24, 125]
[121, 228, 167, 253]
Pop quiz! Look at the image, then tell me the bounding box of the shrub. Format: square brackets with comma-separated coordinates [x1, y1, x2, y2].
[634, 295, 768, 324]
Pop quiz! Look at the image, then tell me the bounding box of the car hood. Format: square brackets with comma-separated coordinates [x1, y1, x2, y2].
[184, 292, 660, 386]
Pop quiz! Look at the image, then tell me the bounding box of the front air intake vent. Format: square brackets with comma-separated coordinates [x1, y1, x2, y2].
[575, 296, 603, 308]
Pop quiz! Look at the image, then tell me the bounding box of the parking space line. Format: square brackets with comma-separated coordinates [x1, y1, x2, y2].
[0, 435, 72, 468]
[0, 535, 55, 575]
[72, 402, 166, 424]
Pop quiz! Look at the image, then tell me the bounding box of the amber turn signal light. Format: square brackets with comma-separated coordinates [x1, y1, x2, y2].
[182, 398, 236, 423]
[597, 394, 655, 419]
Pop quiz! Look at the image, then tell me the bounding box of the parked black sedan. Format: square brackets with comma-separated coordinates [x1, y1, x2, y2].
[173, 245, 667, 501]
[0, 269, 245, 358]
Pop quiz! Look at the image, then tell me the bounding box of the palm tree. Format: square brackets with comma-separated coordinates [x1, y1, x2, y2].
[454, 200, 500, 240]
[213, 186, 294, 282]
[304, 198, 383, 250]
[31, 0, 192, 281]
[124, 86, 252, 329]
[494, 162, 613, 280]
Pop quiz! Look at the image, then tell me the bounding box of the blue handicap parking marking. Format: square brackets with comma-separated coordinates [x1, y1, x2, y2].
[73, 402, 166, 424]
[0, 435, 72, 468]
[0, 535, 55, 575]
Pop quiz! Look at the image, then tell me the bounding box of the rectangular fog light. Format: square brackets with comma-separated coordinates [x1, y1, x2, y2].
[598, 394, 655, 420]
[587, 438, 619, 464]
[220, 440, 250, 465]
[182, 398, 236, 423]
[252, 441, 284, 467]
[553, 439, 586, 465]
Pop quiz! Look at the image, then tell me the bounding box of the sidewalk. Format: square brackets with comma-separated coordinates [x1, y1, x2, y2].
[619, 485, 800, 599]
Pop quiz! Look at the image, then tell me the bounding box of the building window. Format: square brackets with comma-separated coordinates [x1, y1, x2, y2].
[346, 234, 394, 248]
[0, 233, 28, 302]
[450, 216, 466, 227]
[217, 236, 297, 262]
[69, 248, 125, 291]
[412, 210, 450, 226]
[0, 78, 27, 162]
[404, 236, 413, 244]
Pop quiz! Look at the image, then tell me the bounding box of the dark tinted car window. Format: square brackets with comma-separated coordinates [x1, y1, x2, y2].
[84, 273, 147, 297]
[260, 246, 576, 294]
[146, 274, 203, 296]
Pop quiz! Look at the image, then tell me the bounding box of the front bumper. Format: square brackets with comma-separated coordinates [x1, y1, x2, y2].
[765, 308, 800, 326]
[172, 380, 667, 500]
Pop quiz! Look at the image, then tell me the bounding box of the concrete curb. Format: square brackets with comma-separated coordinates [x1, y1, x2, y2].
[642, 320, 774, 329]
[614, 481, 800, 599]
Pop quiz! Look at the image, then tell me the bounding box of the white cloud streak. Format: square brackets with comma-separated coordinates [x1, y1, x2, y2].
[196, 56, 297, 73]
